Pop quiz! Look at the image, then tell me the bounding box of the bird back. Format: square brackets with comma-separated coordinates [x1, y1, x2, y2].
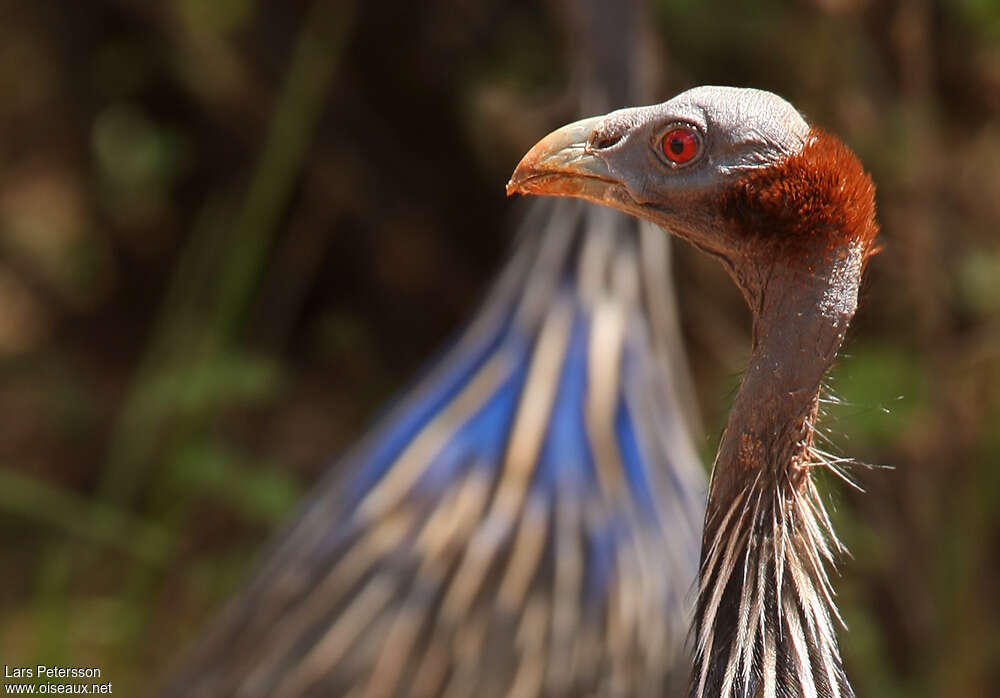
[154, 200, 706, 698]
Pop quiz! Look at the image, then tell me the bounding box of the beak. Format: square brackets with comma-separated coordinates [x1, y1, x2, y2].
[506, 116, 619, 204]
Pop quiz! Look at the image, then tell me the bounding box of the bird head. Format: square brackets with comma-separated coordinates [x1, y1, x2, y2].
[508, 85, 877, 287]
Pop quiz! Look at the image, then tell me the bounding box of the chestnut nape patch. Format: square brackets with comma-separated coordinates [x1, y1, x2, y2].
[721, 128, 879, 261]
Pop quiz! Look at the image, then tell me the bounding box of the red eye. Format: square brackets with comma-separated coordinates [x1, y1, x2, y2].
[662, 127, 700, 165]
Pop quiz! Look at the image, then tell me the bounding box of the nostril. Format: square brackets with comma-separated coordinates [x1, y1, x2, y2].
[588, 122, 628, 150]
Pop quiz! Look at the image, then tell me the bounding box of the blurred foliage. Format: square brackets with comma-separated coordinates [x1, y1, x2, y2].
[0, 0, 998, 695]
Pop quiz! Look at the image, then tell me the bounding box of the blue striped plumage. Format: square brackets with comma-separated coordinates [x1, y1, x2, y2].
[156, 200, 706, 698]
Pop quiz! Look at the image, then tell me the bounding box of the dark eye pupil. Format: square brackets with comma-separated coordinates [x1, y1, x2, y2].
[669, 138, 685, 155]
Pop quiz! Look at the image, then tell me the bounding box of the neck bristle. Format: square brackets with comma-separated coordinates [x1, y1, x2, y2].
[691, 340, 856, 698]
[692, 471, 853, 698]
[692, 361, 856, 698]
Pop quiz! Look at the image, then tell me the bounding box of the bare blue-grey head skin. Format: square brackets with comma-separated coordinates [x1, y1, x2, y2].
[508, 86, 812, 261]
[511, 85, 880, 698]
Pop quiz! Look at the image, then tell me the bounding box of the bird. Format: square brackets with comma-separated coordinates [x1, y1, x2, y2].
[152, 11, 708, 694]
[508, 85, 879, 698]
[152, 201, 707, 698]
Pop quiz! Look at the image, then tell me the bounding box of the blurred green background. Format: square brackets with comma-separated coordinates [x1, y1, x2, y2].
[0, 0, 998, 695]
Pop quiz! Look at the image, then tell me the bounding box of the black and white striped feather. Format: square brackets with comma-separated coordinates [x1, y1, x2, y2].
[690, 444, 855, 698]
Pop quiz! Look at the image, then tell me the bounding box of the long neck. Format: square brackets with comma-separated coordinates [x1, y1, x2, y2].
[689, 243, 865, 698]
[712, 245, 862, 506]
